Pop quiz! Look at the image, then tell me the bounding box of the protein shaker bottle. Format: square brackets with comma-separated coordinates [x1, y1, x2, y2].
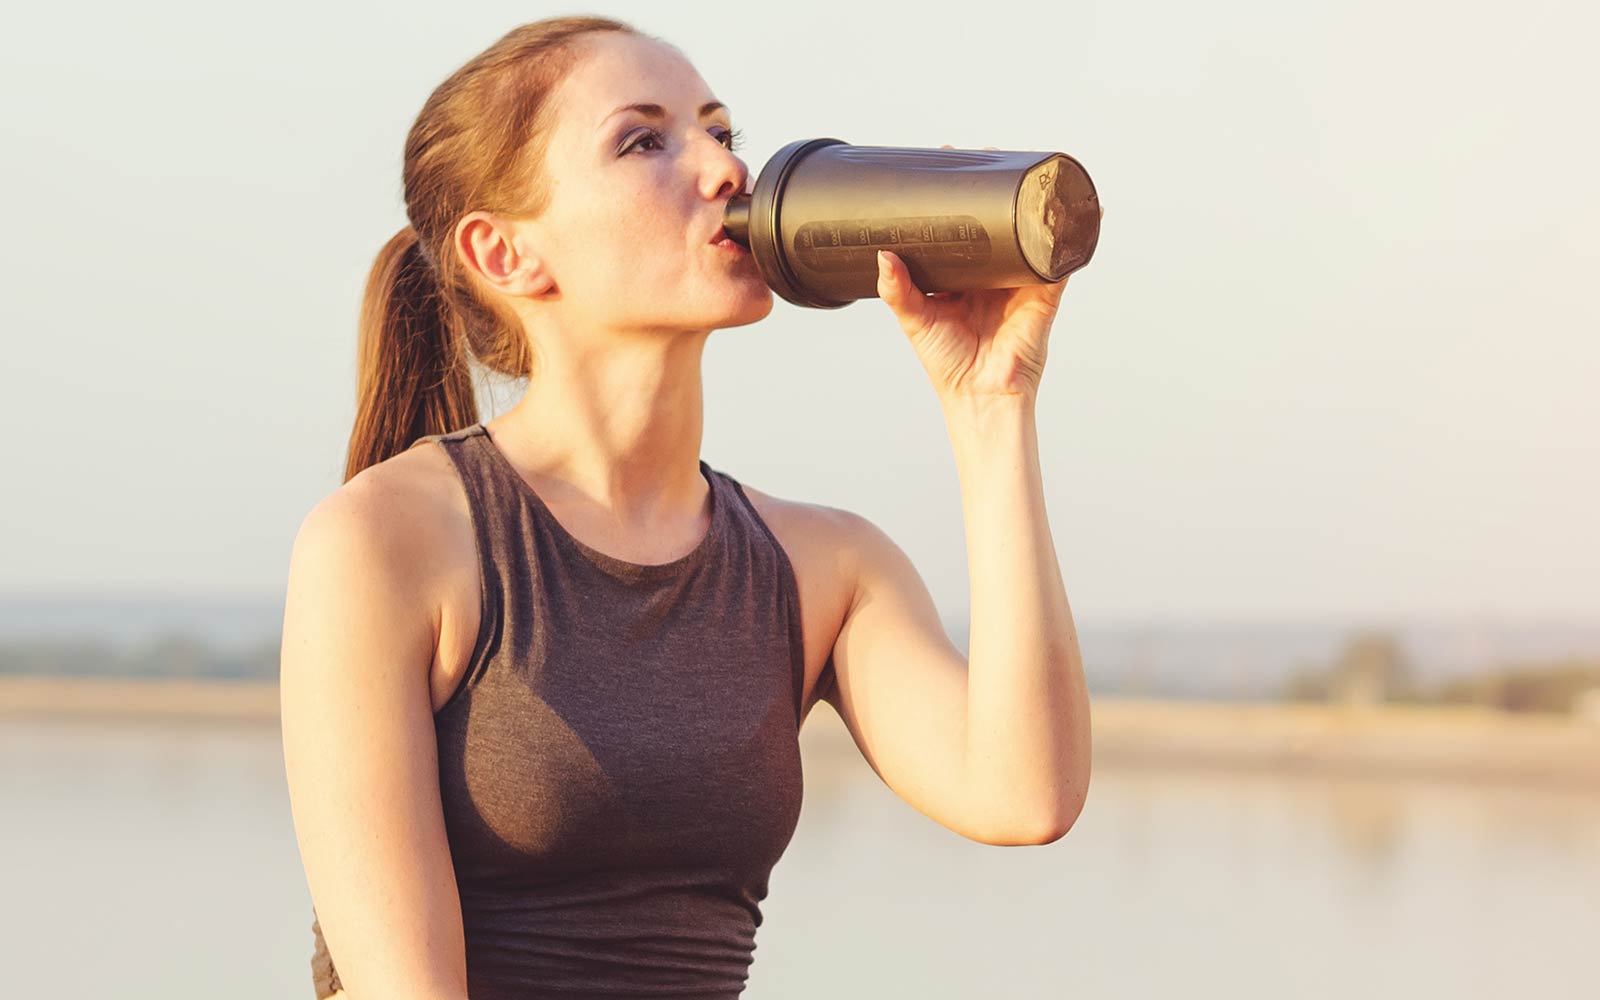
[721, 138, 1100, 309]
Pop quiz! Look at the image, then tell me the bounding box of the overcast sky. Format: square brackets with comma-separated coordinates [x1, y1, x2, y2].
[3, 0, 1595, 627]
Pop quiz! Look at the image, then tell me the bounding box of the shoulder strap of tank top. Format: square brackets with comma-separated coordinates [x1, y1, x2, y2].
[407, 422, 487, 452]
[405, 422, 534, 527]
[404, 422, 503, 715]
[720, 472, 809, 726]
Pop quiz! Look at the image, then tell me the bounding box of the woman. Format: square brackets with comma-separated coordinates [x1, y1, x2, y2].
[280, 15, 1091, 1000]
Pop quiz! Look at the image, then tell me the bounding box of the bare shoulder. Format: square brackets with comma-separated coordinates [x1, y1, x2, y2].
[732, 480, 895, 592]
[298, 442, 466, 571]
[733, 480, 851, 543]
[730, 480, 867, 588]
[289, 441, 480, 713]
[289, 441, 474, 653]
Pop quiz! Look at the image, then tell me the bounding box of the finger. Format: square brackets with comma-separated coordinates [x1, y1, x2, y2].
[1038, 273, 1070, 309]
[877, 250, 930, 333]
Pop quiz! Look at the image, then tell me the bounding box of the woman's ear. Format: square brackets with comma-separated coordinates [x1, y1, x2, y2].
[454, 211, 555, 298]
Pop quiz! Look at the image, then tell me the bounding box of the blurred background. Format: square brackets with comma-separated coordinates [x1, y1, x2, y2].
[2, 1, 1596, 997]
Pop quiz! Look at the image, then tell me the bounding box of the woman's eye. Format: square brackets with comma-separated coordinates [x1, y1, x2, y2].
[626, 129, 665, 153]
[624, 127, 745, 155]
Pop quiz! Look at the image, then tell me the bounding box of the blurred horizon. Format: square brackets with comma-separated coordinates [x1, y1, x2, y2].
[4, 592, 1596, 709]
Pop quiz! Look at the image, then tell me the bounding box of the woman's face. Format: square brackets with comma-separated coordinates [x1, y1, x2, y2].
[518, 33, 773, 337]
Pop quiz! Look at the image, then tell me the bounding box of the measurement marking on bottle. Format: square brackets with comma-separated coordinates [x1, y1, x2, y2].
[792, 215, 991, 272]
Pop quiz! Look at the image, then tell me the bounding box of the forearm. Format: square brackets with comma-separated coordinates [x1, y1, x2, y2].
[943, 393, 1091, 835]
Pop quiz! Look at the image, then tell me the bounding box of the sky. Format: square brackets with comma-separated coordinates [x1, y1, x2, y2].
[2, 0, 1595, 627]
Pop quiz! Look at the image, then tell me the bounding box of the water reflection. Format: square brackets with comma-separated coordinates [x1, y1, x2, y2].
[1, 716, 1594, 999]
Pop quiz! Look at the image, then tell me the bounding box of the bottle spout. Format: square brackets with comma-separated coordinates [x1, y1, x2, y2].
[722, 194, 751, 247]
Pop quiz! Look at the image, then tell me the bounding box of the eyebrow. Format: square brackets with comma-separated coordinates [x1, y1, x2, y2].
[599, 101, 728, 130]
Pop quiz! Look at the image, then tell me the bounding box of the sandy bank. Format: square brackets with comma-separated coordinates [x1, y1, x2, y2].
[5, 677, 1596, 786]
[801, 696, 1600, 788]
[0, 676, 280, 720]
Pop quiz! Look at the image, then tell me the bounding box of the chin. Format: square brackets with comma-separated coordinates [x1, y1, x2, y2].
[708, 285, 775, 329]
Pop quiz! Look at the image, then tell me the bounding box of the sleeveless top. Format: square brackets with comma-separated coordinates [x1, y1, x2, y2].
[308, 422, 813, 999]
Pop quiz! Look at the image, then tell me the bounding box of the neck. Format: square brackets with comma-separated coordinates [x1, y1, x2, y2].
[487, 327, 711, 532]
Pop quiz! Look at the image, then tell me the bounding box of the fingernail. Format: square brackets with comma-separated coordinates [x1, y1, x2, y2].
[877, 250, 891, 280]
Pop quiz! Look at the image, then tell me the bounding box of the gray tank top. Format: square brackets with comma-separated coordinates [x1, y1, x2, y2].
[309, 422, 810, 998]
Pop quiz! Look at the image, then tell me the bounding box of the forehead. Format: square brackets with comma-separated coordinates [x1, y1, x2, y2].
[557, 33, 714, 125]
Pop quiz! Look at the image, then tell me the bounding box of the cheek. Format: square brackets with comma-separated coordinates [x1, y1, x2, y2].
[556, 183, 697, 294]
[596, 197, 676, 268]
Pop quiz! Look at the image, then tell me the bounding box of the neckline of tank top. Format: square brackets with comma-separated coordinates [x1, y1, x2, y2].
[469, 421, 725, 585]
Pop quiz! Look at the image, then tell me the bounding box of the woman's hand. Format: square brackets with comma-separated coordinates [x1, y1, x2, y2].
[876, 145, 1090, 407]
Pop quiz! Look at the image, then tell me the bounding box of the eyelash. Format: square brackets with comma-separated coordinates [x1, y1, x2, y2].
[624, 126, 745, 155]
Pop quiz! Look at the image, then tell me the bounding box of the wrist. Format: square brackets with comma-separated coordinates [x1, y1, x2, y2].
[940, 392, 1038, 458]
[939, 391, 1037, 426]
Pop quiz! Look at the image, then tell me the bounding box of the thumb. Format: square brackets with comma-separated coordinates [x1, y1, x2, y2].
[877, 250, 930, 336]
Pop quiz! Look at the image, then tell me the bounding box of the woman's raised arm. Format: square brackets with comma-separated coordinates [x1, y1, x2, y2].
[280, 476, 469, 1000]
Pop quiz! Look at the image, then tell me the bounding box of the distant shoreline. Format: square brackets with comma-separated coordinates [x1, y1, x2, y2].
[5, 676, 1598, 788]
[1071, 697, 1600, 788]
[0, 676, 281, 721]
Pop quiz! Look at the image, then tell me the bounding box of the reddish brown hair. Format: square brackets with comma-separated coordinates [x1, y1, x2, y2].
[343, 16, 653, 483]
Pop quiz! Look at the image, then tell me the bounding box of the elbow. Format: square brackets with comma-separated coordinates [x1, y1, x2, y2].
[1028, 772, 1091, 845]
[980, 808, 1076, 847]
[963, 752, 1092, 846]
[1033, 801, 1082, 845]
[1021, 802, 1080, 846]
[1035, 741, 1095, 843]
[973, 785, 1088, 847]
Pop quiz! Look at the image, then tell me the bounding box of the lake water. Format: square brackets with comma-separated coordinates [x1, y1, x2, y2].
[3, 714, 1595, 999]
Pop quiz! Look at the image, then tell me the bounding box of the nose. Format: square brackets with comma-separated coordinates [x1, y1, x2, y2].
[701, 137, 750, 203]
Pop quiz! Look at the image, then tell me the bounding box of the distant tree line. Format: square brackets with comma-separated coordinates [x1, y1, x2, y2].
[8, 626, 1599, 716]
[0, 632, 279, 682]
[1282, 630, 1600, 714]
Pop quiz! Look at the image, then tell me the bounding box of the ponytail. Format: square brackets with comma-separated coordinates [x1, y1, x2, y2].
[343, 225, 478, 484]
[339, 15, 641, 484]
